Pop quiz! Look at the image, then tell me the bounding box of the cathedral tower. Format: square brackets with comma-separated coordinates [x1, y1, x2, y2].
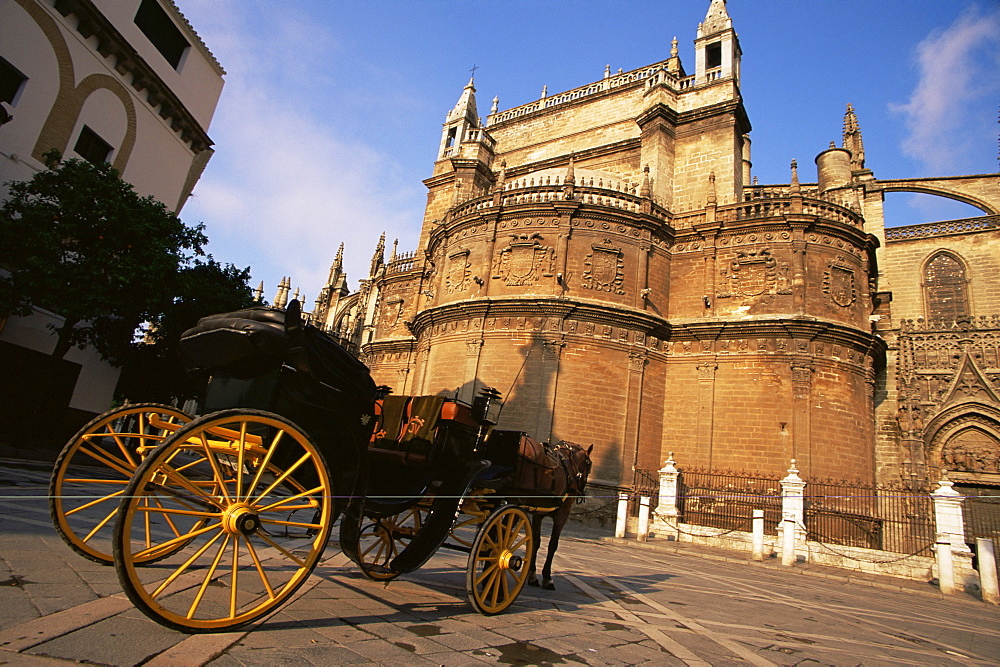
[357, 0, 884, 486]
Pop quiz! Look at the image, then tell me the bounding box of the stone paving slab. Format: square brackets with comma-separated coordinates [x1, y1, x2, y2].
[3, 455, 1000, 665]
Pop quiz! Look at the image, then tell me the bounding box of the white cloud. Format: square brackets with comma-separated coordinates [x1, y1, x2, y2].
[891, 4, 1000, 173]
[179, 3, 421, 303]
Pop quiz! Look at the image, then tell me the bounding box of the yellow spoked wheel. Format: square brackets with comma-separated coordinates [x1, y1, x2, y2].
[49, 403, 192, 564]
[466, 505, 533, 615]
[113, 409, 333, 633]
[357, 507, 427, 581]
[450, 505, 488, 548]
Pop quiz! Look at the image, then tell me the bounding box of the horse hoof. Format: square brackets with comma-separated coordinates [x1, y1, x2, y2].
[542, 581, 555, 590]
[527, 579, 539, 587]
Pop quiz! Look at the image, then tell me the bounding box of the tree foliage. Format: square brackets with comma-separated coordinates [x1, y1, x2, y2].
[0, 152, 208, 363]
[116, 258, 259, 403]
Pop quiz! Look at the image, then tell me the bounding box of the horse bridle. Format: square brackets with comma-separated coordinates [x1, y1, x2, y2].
[555, 444, 592, 501]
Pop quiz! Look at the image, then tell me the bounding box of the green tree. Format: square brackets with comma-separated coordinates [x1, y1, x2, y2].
[0, 151, 208, 363]
[116, 258, 259, 403]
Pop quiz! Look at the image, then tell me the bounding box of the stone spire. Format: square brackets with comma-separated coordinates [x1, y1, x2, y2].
[439, 75, 492, 161]
[666, 36, 684, 76]
[700, 0, 732, 36]
[253, 281, 263, 302]
[790, 159, 801, 194]
[707, 171, 717, 205]
[273, 276, 290, 308]
[695, 0, 740, 86]
[561, 155, 576, 200]
[842, 103, 865, 170]
[326, 243, 344, 285]
[446, 77, 479, 126]
[369, 232, 385, 277]
[639, 165, 651, 199]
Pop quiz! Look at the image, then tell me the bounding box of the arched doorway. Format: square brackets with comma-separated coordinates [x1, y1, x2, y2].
[937, 421, 1000, 569]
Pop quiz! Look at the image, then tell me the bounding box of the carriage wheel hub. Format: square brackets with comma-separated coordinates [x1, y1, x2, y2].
[498, 550, 522, 571]
[223, 504, 260, 536]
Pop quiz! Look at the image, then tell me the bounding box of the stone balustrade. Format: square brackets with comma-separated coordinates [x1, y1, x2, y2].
[884, 215, 998, 241]
[448, 175, 656, 221]
[487, 60, 671, 125]
[899, 313, 1000, 332]
[447, 184, 865, 234]
[386, 250, 416, 275]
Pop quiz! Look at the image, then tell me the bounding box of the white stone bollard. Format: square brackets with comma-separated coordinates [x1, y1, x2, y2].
[637, 496, 651, 542]
[752, 509, 765, 561]
[658, 454, 680, 539]
[936, 532, 955, 595]
[932, 479, 971, 555]
[976, 538, 999, 605]
[781, 516, 797, 566]
[780, 460, 806, 565]
[615, 492, 629, 538]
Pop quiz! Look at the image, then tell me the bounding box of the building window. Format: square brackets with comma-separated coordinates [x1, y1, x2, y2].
[73, 125, 112, 164]
[924, 252, 969, 322]
[706, 42, 722, 69]
[0, 56, 27, 105]
[134, 0, 189, 69]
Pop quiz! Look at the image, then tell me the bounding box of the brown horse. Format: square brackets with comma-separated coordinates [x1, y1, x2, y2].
[526, 441, 593, 590]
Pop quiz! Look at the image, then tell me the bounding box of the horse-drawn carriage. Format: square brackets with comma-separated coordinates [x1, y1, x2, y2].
[47, 301, 591, 633]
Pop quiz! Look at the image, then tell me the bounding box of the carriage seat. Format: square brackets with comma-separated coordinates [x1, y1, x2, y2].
[368, 395, 476, 465]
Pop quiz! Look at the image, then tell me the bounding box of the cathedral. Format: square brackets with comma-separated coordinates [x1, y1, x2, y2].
[304, 0, 1000, 495]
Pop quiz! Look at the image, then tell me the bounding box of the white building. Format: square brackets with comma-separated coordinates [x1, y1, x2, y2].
[0, 0, 223, 436]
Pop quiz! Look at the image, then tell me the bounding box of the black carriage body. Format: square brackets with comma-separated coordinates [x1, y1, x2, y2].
[179, 306, 376, 505]
[364, 395, 480, 513]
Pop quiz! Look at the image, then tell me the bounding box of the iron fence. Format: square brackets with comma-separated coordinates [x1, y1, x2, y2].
[803, 480, 934, 556]
[628, 468, 660, 517]
[677, 468, 782, 534]
[960, 491, 1000, 571]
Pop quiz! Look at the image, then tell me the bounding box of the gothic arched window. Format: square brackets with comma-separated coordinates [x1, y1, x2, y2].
[923, 252, 969, 322]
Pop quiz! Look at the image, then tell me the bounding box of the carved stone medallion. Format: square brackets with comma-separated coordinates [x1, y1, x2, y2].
[380, 296, 404, 330]
[719, 248, 777, 298]
[492, 233, 555, 286]
[445, 248, 471, 294]
[582, 238, 625, 294]
[824, 256, 857, 307]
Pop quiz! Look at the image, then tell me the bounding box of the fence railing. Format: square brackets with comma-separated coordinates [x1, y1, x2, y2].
[676, 468, 783, 536]
[631, 466, 935, 556]
[625, 461, 996, 598]
[964, 495, 1000, 570]
[803, 480, 934, 556]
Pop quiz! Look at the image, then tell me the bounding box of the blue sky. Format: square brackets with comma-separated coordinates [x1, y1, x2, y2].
[175, 0, 1000, 304]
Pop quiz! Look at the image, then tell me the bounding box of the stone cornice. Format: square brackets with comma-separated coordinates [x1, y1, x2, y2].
[409, 296, 672, 340]
[362, 338, 416, 357]
[670, 316, 885, 353]
[635, 103, 679, 130]
[52, 0, 214, 152]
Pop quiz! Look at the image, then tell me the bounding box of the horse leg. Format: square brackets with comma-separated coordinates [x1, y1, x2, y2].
[526, 512, 543, 587]
[540, 500, 572, 590]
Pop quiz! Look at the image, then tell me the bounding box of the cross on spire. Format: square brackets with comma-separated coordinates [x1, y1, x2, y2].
[469, 64, 479, 78]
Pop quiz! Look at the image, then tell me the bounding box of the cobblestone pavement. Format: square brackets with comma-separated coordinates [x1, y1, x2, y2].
[2, 454, 999, 666]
